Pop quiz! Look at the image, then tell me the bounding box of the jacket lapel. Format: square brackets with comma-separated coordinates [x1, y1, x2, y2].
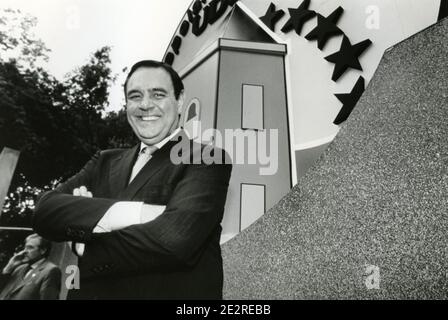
[119, 130, 188, 200]
[6, 261, 46, 298]
[109, 145, 139, 199]
[119, 143, 173, 200]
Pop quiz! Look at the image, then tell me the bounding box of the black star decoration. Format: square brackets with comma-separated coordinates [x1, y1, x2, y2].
[333, 76, 365, 125]
[164, 52, 175, 66]
[259, 3, 285, 31]
[324, 36, 372, 81]
[281, 0, 316, 36]
[305, 6, 344, 50]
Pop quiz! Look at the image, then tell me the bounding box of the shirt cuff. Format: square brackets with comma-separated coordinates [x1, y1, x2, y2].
[140, 204, 166, 223]
[95, 201, 144, 232]
[75, 243, 85, 257]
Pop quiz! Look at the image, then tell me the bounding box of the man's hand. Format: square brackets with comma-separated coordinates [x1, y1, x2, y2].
[2, 250, 27, 274]
[70, 186, 92, 256]
[73, 186, 92, 198]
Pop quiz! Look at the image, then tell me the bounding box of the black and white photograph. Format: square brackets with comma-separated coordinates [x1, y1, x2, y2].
[0, 0, 447, 308]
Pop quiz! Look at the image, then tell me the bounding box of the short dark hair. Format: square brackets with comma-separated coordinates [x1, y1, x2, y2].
[26, 233, 52, 258]
[124, 60, 184, 100]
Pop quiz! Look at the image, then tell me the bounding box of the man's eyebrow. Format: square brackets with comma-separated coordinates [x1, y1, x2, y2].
[151, 88, 169, 93]
[127, 87, 170, 96]
[127, 89, 142, 96]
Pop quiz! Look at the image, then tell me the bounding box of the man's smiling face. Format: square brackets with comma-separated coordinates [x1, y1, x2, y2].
[126, 67, 184, 145]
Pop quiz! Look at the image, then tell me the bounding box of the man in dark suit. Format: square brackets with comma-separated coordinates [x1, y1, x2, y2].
[32, 60, 232, 299]
[0, 233, 61, 300]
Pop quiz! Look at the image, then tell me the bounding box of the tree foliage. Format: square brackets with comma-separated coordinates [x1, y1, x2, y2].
[0, 8, 50, 68]
[1, 9, 135, 189]
[0, 9, 136, 268]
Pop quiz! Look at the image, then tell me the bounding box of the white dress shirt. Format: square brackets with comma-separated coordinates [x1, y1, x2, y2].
[74, 128, 181, 256]
[95, 127, 180, 230]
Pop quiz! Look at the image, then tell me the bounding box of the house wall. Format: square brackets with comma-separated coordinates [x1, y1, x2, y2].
[216, 48, 291, 235]
[181, 51, 220, 133]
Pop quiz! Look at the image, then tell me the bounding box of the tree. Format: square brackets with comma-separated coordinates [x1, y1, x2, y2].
[0, 45, 132, 188]
[0, 8, 50, 69]
[0, 9, 135, 268]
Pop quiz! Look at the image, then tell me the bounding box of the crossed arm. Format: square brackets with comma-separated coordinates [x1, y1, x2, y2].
[72, 186, 166, 234]
[71, 186, 165, 256]
[33, 151, 232, 277]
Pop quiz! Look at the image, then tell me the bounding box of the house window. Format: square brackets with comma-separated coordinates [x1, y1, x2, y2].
[242, 84, 264, 130]
[240, 183, 266, 231]
[183, 98, 201, 139]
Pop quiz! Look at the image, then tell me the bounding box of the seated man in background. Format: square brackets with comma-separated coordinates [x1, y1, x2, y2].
[0, 233, 61, 300]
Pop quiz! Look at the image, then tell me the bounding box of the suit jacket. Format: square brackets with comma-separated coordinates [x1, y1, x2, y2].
[33, 130, 232, 299]
[0, 260, 61, 300]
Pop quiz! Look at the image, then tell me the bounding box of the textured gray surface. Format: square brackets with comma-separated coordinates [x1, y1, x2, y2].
[222, 18, 448, 299]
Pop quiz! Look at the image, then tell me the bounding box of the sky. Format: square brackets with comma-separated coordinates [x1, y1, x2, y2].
[1, 0, 193, 111]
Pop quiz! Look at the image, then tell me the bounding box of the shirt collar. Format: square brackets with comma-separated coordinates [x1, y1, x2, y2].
[30, 258, 45, 270]
[139, 127, 181, 153]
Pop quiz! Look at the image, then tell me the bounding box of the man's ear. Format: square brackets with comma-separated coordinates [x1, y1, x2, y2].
[177, 91, 185, 114]
[39, 248, 47, 257]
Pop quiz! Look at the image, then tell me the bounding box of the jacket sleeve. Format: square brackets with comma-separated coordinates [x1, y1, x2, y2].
[40, 267, 62, 300]
[0, 273, 11, 291]
[33, 151, 118, 242]
[79, 161, 232, 278]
